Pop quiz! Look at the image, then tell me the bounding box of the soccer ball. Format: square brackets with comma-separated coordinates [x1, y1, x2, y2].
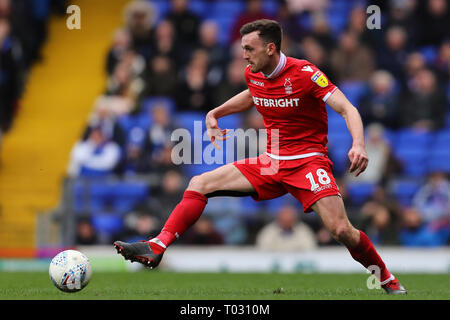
[49, 250, 92, 292]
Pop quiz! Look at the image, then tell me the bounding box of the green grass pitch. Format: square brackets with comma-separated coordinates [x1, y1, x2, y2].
[0, 272, 449, 300]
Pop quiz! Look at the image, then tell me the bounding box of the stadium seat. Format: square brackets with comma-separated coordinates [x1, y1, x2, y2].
[394, 146, 428, 177]
[91, 212, 124, 236]
[427, 149, 450, 174]
[188, 0, 210, 19]
[389, 178, 423, 207]
[89, 180, 116, 212]
[396, 129, 433, 147]
[112, 181, 149, 213]
[261, 0, 280, 16]
[346, 182, 377, 206]
[419, 45, 438, 64]
[174, 111, 206, 133]
[339, 81, 368, 105]
[150, 0, 171, 23]
[210, 0, 245, 19]
[265, 194, 298, 216]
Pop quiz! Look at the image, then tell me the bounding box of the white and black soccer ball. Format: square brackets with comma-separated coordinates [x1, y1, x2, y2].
[49, 250, 92, 293]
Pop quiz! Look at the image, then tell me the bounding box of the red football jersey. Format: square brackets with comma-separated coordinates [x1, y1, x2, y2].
[245, 55, 337, 157]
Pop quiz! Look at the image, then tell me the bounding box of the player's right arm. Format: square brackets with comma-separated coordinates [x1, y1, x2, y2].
[206, 89, 254, 149]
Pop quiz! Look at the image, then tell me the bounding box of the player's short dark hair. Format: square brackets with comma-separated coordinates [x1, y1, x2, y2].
[240, 19, 282, 52]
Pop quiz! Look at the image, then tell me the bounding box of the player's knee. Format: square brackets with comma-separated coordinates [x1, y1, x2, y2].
[330, 223, 356, 245]
[187, 174, 210, 195]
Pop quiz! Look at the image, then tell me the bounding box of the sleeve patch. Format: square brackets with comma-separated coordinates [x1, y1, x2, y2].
[311, 71, 329, 88]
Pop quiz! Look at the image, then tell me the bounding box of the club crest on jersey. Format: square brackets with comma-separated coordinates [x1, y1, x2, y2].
[311, 71, 328, 88]
[284, 78, 292, 94]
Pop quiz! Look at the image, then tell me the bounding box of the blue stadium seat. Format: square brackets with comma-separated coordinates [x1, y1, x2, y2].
[396, 129, 433, 147]
[112, 181, 149, 213]
[212, 16, 236, 44]
[150, 0, 171, 23]
[394, 146, 428, 177]
[91, 213, 124, 235]
[210, 0, 245, 19]
[346, 182, 377, 206]
[265, 194, 298, 216]
[427, 149, 450, 174]
[183, 162, 221, 178]
[419, 45, 438, 64]
[140, 96, 176, 117]
[73, 179, 87, 213]
[240, 196, 264, 217]
[261, 0, 280, 16]
[89, 181, 115, 212]
[339, 81, 368, 105]
[189, 0, 210, 19]
[217, 113, 243, 129]
[174, 111, 206, 133]
[389, 178, 422, 207]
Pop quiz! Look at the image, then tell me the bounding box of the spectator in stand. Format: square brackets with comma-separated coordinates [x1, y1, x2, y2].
[149, 170, 187, 220]
[330, 31, 375, 83]
[122, 124, 154, 175]
[143, 55, 178, 97]
[402, 52, 427, 88]
[67, 127, 122, 178]
[0, 17, 23, 142]
[176, 49, 213, 112]
[182, 216, 224, 245]
[400, 207, 449, 246]
[75, 218, 99, 245]
[165, 0, 201, 60]
[256, 205, 317, 251]
[115, 212, 161, 243]
[106, 58, 145, 100]
[413, 172, 450, 225]
[123, 0, 156, 61]
[358, 199, 400, 245]
[306, 12, 335, 52]
[376, 26, 410, 83]
[240, 107, 267, 160]
[150, 19, 183, 69]
[417, 0, 450, 47]
[276, 1, 304, 42]
[300, 36, 334, 82]
[359, 70, 400, 129]
[147, 102, 176, 160]
[434, 40, 450, 83]
[385, 0, 418, 47]
[106, 28, 132, 76]
[398, 68, 447, 130]
[198, 20, 229, 69]
[230, 0, 274, 45]
[346, 5, 382, 51]
[346, 123, 401, 184]
[82, 97, 126, 148]
[213, 58, 248, 107]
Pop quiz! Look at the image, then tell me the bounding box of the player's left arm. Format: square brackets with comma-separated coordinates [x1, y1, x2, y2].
[326, 88, 368, 177]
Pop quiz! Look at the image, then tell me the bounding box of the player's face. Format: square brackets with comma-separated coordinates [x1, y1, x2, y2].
[241, 31, 271, 73]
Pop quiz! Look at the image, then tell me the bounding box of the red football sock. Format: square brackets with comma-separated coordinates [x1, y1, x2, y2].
[347, 230, 393, 283]
[149, 190, 208, 253]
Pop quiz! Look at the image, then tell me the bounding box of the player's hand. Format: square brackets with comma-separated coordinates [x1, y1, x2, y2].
[205, 112, 229, 150]
[348, 144, 368, 177]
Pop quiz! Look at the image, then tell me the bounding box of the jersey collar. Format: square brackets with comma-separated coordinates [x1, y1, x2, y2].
[261, 52, 286, 79]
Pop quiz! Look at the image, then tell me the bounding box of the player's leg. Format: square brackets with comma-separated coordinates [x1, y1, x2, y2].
[151, 163, 256, 249]
[311, 195, 407, 294]
[114, 163, 256, 267]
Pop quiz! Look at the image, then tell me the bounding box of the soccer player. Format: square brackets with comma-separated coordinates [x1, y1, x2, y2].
[114, 19, 407, 294]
